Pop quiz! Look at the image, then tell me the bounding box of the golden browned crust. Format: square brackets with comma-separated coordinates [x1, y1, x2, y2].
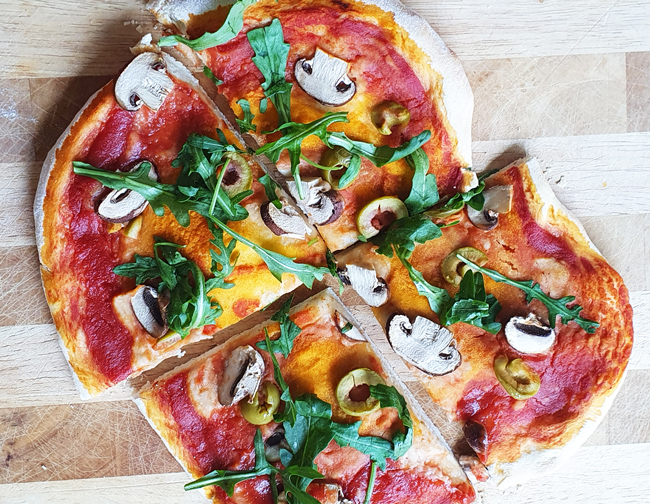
[338, 158, 633, 485]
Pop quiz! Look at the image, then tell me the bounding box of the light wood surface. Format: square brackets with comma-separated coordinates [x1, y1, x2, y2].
[1, 0, 649, 503]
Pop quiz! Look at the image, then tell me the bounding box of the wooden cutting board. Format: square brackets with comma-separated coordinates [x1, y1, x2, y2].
[1, 0, 649, 503]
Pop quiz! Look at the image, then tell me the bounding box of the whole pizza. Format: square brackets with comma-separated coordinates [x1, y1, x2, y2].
[34, 0, 633, 502]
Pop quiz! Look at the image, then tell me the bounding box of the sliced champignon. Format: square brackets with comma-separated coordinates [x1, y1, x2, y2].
[287, 177, 343, 225]
[260, 200, 311, 239]
[386, 314, 461, 376]
[343, 263, 389, 307]
[264, 426, 291, 463]
[334, 310, 365, 341]
[96, 161, 158, 223]
[114, 52, 174, 111]
[459, 169, 479, 193]
[131, 285, 168, 339]
[463, 420, 488, 456]
[217, 346, 265, 406]
[467, 185, 514, 231]
[505, 313, 556, 354]
[294, 48, 356, 107]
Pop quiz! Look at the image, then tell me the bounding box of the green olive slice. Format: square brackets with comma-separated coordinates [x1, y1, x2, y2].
[220, 153, 253, 198]
[493, 355, 540, 400]
[441, 247, 488, 285]
[371, 101, 411, 135]
[357, 196, 408, 239]
[320, 146, 354, 190]
[336, 368, 386, 416]
[425, 206, 464, 220]
[239, 382, 280, 425]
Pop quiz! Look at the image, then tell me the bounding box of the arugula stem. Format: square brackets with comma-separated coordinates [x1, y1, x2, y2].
[299, 154, 339, 171]
[364, 460, 378, 504]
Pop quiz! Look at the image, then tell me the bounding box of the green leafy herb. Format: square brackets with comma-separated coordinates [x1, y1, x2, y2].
[236, 99, 256, 133]
[205, 222, 238, 291]
[396, 250, 451, 315]
[256, 296, 301, 358]
[340, 322, 353, 334]
[326, 249, 344, 295]
[258, 173, 282, 209]
[114, 238, 222, 338]
[159, 0, 255, 51]
[202, 66, 223, 86]
[404, 148, 439, 215]
[247, 18, 293, 126]
[263, 329, 298, 427]
[364, 461, 378, 504]
[307, 237, 318, 246]
[456, 255, 600, 333]
[373, 214, 442, 259]
[439, 270, 501, 334]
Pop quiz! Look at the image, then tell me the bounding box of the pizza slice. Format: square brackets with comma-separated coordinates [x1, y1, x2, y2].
[149, 0, 474, 252]
[34, 48, 330, 397]
[336, 158, 633, 486]
[135, 289, 476, 503]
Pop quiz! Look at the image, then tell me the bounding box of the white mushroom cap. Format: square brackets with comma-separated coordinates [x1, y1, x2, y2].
[115, 52, 174, 111]
[467, 184, 514, 231]
[287, 177, 343, 226]
[343, 263, 389, 307]
[504, 313, 556, 354]
[131, 285, 168, 338]
[96, 161, 158, 223]
[294, 49, 356, 107]
[260, 200, 311, 239]
[217, 346, 265, 406]
[387, 314, 461, 376]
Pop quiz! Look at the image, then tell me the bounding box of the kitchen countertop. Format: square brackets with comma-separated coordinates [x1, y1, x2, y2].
[0, 0, 649, 503]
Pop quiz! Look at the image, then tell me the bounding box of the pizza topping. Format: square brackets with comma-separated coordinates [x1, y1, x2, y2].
[459, 169, 479, 193]
[320, 146, 359, 191]
[441, 247, 488, 286]
[336, 368, 386, 416]
[220, 153, 253, 198]
[386, 314, 461, 376]
[463, 420, 488, 455]
[287, 177, 343, 226]
[493, 355, 541, 400]
[342, 263, 389, 307]
[218, 346, 265, 406]
[114, 52, 174, 111]
[263, 426, 291, 462]
[260, 200, 311, 239]
[357, 196, 409, 239]
[240, 382, 281, 425]
[371, 101, 411, 136]
[505, 314, 556, 354]
[95, 161, 158, 223]
[334, 311, 364, 341]
[131, 285, 168, 339]
[467, 185, 513, 231]
[294, 48, 356, 107]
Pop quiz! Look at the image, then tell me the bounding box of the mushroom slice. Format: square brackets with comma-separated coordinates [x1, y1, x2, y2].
[217, 346, 265, 406]
[505, 313, 556, 354]
[260, 200, 311, 239]
[287, 177, 343, 225]
[264, 426, 291, 463]
[386, 314, 461, 376]
[114, 52, 174, 111]
[344, 263, 389, 307]
[96, 161, 158, 223]
[131, 285, 168, 339]
[467, 185, 513, 231]
[294, 48, 356, 107]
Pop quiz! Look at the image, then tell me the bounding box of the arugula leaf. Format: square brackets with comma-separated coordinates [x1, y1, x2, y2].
[404, 148, 439, 215]
[364, 461, 378, 504]
[337, 154, 362, 190]
[260, 329, 298, 427]
[258, 173, 282, 209]
[439, 270, 502, 334]
[205, 223, 238, 291]
[456, 256, 600, 333]
[368, 384, 413, 459]
[236, 99, 256, 133]
[185, 429, 273, 495]
[202, 66, 224, 86]
[159, 0, 255, 51]
[432, 179, 485, 216]
[247, 18, 293, 126]
[326, 249, 344, 295]
[256, 296, 301, 358]
[396, 249, 451, 314]
[111, 254, 158, 285]
[373, 215, 442, 259]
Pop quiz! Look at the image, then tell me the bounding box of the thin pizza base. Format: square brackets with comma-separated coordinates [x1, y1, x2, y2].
[148, 0, 474, 252]
[337, 158, 633, 488]
[34, 50, 326, 397]
[135, 289, 476, 503]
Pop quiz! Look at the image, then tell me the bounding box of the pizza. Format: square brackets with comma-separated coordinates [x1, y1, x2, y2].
[149, 0, 475, 252]
[135, 289, 476, 504]
[336, 158, 633, 486]
[34, 49, 328, 397]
